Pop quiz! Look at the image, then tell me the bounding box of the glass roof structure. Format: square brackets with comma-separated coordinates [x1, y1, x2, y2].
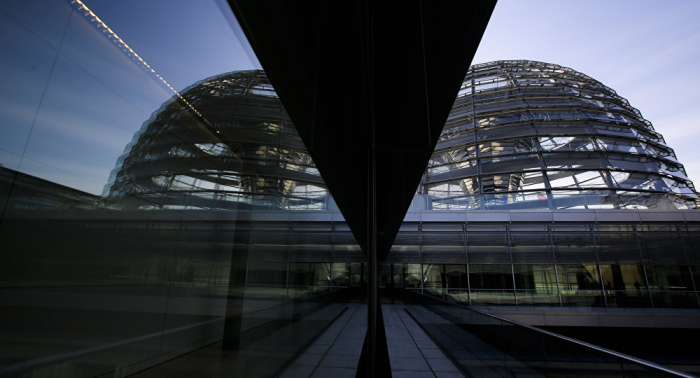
[104, 71, 328, 211]
[423, 60, 699, 210]
[107, 62, 699, 212]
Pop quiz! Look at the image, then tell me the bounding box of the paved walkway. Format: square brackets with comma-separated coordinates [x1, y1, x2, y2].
[280, 304, 462, 378]
[280, 304, 364, 378]
[384, 304, 462, 378]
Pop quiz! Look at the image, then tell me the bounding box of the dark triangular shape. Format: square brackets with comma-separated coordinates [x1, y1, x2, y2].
[229, 0, 496, 260]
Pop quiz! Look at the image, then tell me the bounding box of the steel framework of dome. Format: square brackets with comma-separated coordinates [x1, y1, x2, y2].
[104, 70, 328, 210]
[106, 62, 699, 211]
[422, 60, 699, 210]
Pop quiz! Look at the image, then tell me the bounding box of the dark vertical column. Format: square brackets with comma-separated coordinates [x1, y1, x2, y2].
[390, 263, 395, 304]
[361, 262, 365, 288]
[441, 264, 448, 300]
[368, 142, 378, 376]
[368, 44, 379, 370]
[356, 1, 390, 375]
[222, 226, 250, 350]
[358, 0, 375, 374]
[357, 192, 391, 377]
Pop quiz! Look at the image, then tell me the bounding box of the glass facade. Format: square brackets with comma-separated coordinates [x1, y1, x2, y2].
[1, 1, 698, 376]
[79, 64, 700, 311]
[389, 221, 700, 309]
[0, 1, 354, 377]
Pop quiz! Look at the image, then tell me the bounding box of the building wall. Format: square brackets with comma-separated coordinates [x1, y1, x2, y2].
[387, 214, 700, 309]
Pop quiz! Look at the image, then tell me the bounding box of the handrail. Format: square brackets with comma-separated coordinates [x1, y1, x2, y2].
[407, 290, 695, 378]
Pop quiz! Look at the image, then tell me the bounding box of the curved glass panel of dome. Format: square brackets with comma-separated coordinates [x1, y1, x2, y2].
[104, 71, 332, 211]
[421, 60, 699, 211]
[105, 61, 699, 213]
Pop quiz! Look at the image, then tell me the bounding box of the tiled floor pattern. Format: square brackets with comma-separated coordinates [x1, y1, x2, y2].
[280, 304, 463, 378]
[279, 304, 365, 378]
[383, 304, 462, 378]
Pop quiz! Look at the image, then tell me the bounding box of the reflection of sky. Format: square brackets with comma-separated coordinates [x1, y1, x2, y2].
[474, 0, 700, 185]
[0, 0, 258, 195]
[82, 0, 259, 92]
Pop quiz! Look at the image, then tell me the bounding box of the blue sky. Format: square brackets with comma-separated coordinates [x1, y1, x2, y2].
[473, 0, 700, 184]
[0, 0, 259, 195]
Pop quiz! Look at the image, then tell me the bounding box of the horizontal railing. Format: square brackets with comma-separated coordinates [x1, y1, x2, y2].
[403, 289, 695, 378]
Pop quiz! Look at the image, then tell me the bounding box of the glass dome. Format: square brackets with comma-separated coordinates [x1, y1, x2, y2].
[421, 60, 699, 210]
[104, 70, 328, 210]
[106, 63, 699, 211]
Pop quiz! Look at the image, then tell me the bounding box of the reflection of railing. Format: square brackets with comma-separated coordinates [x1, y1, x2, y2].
[419, 288, 700, 309]
[225, 287, 350, 347]
[0, 287, 349, 377]
[403, 290, 693, 378]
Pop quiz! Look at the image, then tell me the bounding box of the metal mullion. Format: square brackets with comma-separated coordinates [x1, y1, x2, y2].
[420, 221, 424, 294]
[592, 224, 608, 308]
[330, 222, 338, 287]
[508, 223, 517, 306]
[634, 225, 654, 308]
[676, 224, 700, 307]
[550, 224, 563, 306]
[465, 224, 471, 305]
[537, 145, 555, 209]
